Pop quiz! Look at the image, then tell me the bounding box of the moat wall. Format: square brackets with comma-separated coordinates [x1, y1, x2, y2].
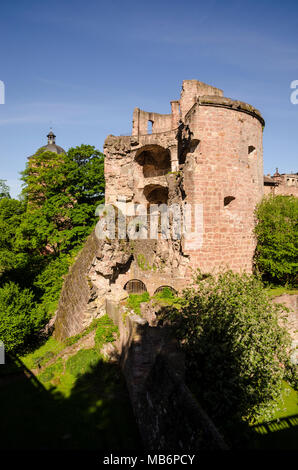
[106, 298, 228, 451]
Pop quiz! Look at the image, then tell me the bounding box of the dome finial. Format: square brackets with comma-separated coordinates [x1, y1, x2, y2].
[47, 128, 56, 145]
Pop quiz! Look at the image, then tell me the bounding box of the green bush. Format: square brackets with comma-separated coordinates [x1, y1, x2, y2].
[254, 195, 298, 286]
[126, 292, 150, 315]
[154, 287, 176, 300]
[163, 270, 296, 425]
[0, 282, 47, 353]
[94, 315, 118, 350]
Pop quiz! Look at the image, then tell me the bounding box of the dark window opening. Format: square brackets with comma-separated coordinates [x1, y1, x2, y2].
[124, 279, 147, 294]
[135, 145, 171, 178]
[144, 184, 169, 205]
[248, 145, 256, 154]
[224, 196, 236, 207]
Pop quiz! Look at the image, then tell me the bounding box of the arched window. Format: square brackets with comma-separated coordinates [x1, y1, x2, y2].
[144, 184, 169, 205]
[154, 286, 177, 295]
[135, 145, 171, 178]
[124, 279, 147, 294]
[147, 120, 153, 134]
[224, 196, 236, 207]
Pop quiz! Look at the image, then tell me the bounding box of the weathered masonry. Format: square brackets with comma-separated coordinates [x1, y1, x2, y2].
[103, 79, 265, 295]
[55, 79, 265, 335]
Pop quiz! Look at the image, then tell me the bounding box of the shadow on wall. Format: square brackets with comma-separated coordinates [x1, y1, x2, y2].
[0, 353, 142, 451]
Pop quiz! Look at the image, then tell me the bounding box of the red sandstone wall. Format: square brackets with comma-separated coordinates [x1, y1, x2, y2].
[183, 104, 264, 273]
[264, 184, 298, 197]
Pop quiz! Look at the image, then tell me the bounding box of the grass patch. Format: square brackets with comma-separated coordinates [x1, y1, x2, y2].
[126, 292, 150, 315]
[0, 315, 141, 450]
[21, 336, 65, 370]
[94, 314, 118, 350]
[265, 285, 298, 299]
[0, 353, 141, 450]
[38, 358, 64, 383]
[255, 381, 298, 423]
[152, 287, 182, 308]
[66, 349, 100, 377]
[64, 318, 100, 347]
[250, 381, 298, 450]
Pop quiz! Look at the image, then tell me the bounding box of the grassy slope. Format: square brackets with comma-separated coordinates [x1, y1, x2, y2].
[0, 315, 141, 451]
[266, 286, 298, 298]
[251, 381, 298, 449]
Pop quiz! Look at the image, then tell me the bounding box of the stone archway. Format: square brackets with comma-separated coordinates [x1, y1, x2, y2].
[124, 279, 147, 294]
[154, 286, 177, 295]
[135, 145, 171, 178]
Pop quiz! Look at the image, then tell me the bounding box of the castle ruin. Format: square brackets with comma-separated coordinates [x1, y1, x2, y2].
[103, 79, 265, 296]
[55, 79, 265, 339]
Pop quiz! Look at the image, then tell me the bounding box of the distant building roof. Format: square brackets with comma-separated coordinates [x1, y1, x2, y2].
[264, 175, 277, 185]
[39, 129, 66, 155]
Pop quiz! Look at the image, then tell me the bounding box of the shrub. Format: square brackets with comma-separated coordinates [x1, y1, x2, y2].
[94, 315, 118, 350]
[0, 282, 47, 353]
[254, 195, 298, 286]
[126, 292, 150, 315]
[163, 270, 296, 425]
[153, 287, 182, 308]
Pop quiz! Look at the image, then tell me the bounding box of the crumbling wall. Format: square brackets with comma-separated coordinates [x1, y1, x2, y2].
[54, 231, 102, 340]
[132, 108, 172, 136]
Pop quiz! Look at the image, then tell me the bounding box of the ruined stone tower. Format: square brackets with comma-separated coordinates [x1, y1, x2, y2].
[54, 79, 265, 339]
[103, 79, 265, 295]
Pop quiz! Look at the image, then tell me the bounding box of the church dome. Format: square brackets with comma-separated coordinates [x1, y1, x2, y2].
[39, 130, 66, 155]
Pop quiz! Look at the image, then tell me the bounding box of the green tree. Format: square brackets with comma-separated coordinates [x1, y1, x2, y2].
[67, 144, 105, 205]
[19, 145, 104, 255]
[0, 143, 105, 352]
[0, 198, 27, 274]
[0, 282, 46, 353]
[0, 179, 10, 199]
[254, 195, 298, 286]
[163, 271, 296, 427]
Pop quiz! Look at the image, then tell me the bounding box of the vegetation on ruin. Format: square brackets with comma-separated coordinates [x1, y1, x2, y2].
[152, 286, 182, 308]
[136, 253, 157, 271]
[0, 145, 105, 354]
[126, 287, 182, 316]
[162, 270, 297, 431]
[254, 195, 298, 287]
[126, 292, 150, 315]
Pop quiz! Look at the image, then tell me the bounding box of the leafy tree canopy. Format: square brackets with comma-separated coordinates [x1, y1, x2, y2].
[19, 144, 104, 255]
[0, 143, 105, 353]
[0, 179, 10, 199]
[163, 270, 296, 429]
[254, 195, 298, 286]
[0, 282, 46, 353]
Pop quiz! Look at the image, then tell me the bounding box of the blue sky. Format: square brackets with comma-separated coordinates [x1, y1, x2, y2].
[0, 0, 297, 198]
